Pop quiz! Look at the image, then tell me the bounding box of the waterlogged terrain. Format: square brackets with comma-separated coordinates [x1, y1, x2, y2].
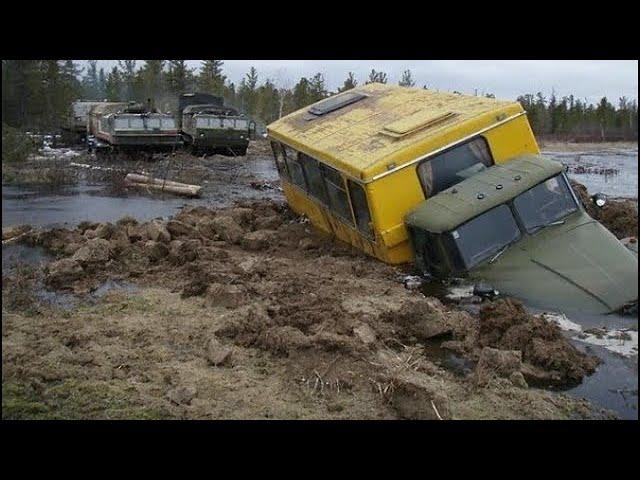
[543, 146, 638, 200]
[2, 141, 637, 419]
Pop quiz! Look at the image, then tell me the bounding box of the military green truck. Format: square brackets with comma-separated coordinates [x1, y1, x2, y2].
[180, 104, 253, 155]
[405, 155, 638, 315]
[87, 101, 182, 156]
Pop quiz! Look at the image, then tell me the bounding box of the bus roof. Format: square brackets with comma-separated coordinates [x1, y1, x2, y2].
[405, 155, 565, 233]
[267, 83, 524, 181]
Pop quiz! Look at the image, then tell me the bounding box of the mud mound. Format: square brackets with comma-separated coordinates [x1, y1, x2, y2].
[5, 198, 612, 419]
[598, 200, 638, 239]
[570, 179, 638, 239]
[477, 298, 600, 386]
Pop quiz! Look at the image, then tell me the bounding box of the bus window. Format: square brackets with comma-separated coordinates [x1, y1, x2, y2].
[270, 142, 289, 180]
[417, 137, 493, 197]
[283, 145, 307, 190]
[348, 180, 373, 238]
[300, 153, 328, 203]
[321, 164, 353, 224]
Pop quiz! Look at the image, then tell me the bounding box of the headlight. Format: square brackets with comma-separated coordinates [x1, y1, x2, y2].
[592, 192, 607, 208]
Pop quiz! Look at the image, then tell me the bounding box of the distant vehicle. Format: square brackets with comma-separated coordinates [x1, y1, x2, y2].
[178, 92, 254, 156]
[87, 101, 182, 156]
[267, 84, 637, 314]
[62, 100, 110, 144]
[181, 104, 253, 156]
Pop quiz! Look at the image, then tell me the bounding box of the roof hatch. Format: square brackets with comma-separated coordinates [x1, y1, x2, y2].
[381, 110, 459, 138]
[308, 91, 367, 116]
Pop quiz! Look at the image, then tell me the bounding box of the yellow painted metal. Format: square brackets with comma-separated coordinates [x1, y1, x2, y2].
[268, 83, 541, 265]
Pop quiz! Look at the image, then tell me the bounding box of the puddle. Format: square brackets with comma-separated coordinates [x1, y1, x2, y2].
[3, 243, 139, 311]
[2, 243, 52, 275]
[543, 148, 638, 200]
[2, 153, 282, 229]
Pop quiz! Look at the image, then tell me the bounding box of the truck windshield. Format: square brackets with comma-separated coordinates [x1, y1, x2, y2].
[513, 174, 578, 233]
[448, 204, 521, 269]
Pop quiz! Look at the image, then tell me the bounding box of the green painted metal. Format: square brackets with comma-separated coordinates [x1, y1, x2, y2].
[405, 154, 638, 314]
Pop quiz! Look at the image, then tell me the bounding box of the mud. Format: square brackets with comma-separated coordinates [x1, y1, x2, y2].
[570, 179, 638, 239]
[2, 199, 613, 419]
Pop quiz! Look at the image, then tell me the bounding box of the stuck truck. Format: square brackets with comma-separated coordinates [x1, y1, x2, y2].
[87, 101, 182, 156]
[267, 83, 638, 314]
[178, 92, 253, 156]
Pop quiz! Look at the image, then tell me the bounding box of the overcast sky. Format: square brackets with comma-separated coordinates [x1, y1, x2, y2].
[89, 60, 638, 105]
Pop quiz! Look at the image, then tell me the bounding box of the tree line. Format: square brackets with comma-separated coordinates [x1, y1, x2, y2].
[2, 60, 637, 141]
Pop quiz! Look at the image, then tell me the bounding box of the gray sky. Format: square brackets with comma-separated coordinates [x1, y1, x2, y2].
[90, 60, 638, 105]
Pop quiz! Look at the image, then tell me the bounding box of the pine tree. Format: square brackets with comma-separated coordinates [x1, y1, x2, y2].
[338, 72, 358, 92]
[138, 60, 165, 105]
[118, 60, 139, 100]
[2, 60, 42, 127]
[166, 60, 195, 97]
[292, 77, 312, 110]
[198, 60, 226, 97]
[82, 60, 100, 99]
[398, 69, 415, 87]
[237, 67, 259, 115]
[309, 73, 328, 102]
[256, 79, 280, 124]
[366, 69, 388, 84]
[97, 67, 107, 100]
[105, 66, 123, 102]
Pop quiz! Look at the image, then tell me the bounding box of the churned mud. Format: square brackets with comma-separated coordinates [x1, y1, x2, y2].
[570, 179, 638, 239]
[2, 199, 614, 419]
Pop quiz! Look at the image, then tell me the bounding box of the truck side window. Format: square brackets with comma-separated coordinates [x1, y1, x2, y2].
[347, 180, 373, 238]
[299, 153, 328, 203]
[270, 141, 289, 180]
[418, 137, 493, 197]
[321, 165, 354, 224]
[283, 145, 307, 190]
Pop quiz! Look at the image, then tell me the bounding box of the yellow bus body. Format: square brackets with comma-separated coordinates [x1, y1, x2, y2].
[267, 83, 540, 264]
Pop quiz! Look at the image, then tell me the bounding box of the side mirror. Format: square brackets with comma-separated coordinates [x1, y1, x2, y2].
[591, 192, 607, 208]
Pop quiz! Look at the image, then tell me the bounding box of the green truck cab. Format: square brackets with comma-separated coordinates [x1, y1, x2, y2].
[405, 155, 638, 314]
[181, 104, 253, 156]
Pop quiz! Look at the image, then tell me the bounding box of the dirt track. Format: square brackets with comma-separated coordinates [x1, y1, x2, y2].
[2, 198, 614, 419]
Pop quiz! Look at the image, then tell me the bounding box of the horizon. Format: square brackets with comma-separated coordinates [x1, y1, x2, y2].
[82, 60, 639, 106]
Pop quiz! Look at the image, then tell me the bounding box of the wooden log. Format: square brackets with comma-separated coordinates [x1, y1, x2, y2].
[124, 174, 201, 197]
[125, 173, 200, 191]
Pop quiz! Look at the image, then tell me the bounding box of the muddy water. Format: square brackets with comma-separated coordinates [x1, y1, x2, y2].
[2, 156, 282, 229]
[420, 276, 638, 419]
[533, 307, 638, 420]
[543, 148, 638, 199]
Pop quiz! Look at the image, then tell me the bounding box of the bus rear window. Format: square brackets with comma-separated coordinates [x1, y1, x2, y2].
[300, 153, 328, 203]
[271, 142, 289, 180]
[283, 145, 307, 189]
[418, 137, 493, 197]
[348, 180, 373, 238]
[321, 165, 353, 224]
